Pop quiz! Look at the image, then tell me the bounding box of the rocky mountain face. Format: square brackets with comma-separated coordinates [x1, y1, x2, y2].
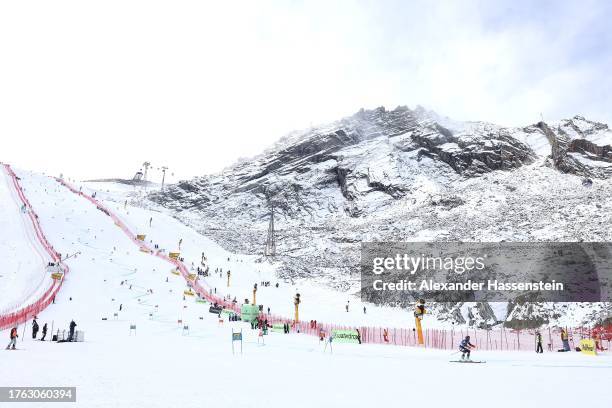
[148, 106, 612, 328]
[537, 118, 612, 179]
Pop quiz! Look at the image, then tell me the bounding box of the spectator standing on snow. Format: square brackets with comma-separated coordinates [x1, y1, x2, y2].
[41, 323, 48, 341]
[560, 328, 570, 351]
[149, 217, 152, 226]
[363, 306, 367, 314]
[68, 320, 77, 342]
[536, 331, 544, 353]
[32, 319, 40, 339]
[6, 327, 18, 350]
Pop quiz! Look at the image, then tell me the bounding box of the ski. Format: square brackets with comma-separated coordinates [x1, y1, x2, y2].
[449, 360, 486, 363]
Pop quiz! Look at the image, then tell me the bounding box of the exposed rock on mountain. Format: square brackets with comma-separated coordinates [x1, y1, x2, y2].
[148, 106, 612, 326]
[535, 117, 612, 178]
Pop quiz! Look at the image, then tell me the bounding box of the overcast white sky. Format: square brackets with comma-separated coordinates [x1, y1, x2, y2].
[1, 0, 611, 182]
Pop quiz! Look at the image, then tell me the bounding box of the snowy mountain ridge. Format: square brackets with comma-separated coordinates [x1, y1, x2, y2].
[147, 105, 612, 327]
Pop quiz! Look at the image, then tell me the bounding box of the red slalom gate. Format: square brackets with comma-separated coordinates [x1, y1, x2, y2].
[54, 176, 606, 352]
[0, 165, 68, 330]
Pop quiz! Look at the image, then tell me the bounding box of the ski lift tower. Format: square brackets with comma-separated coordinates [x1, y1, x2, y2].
[264, 201, 276, 257]
[160, 166, 168, 190]
[142, 161, 151, 190]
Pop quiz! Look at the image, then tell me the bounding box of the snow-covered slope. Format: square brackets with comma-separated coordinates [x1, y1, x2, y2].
[1, 167, 611, 408]
[0, 169, 54, 313]
[77, 174, 445, 329]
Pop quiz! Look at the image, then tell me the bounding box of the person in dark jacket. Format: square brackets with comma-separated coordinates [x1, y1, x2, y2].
[68, 320, 77, 341]
[459, 336, 476, 360]
[41, 323, 48, 341]
[32, 319, 40, 339]
[536, 331, 544, 353]
[6, 327, 18, 350]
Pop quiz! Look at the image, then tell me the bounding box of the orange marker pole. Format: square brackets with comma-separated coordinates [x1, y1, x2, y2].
[416, 316, 424, 345]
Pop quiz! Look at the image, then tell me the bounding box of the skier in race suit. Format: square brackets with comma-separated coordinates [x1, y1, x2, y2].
[459, 335, 475, 360]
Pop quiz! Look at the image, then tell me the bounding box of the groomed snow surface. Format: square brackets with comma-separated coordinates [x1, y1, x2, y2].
[1, 169, 610, 408]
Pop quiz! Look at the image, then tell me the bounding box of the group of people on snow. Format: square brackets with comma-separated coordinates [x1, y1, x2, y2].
[31, 318, 48, 341]
[5, 318, 78, 350]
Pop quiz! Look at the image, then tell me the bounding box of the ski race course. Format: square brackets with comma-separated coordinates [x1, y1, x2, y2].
[1, 166, 611, 408]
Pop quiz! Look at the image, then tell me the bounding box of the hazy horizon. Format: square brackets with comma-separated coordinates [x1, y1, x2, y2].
[2, 0, 611, 181]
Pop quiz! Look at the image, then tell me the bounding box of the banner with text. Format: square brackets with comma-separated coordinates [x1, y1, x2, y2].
[361, 242, 612, 304]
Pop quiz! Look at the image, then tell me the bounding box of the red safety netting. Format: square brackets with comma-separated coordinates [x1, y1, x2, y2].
[0, 165, 68, 330]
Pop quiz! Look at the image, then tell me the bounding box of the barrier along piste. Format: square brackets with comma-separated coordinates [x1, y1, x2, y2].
[0, 165, 68, 330]
[54, 176, 612, 352]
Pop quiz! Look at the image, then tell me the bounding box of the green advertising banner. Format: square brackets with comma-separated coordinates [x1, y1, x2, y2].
[271, 323, 285, 333]
[332, 329, 361, 343]
[221, 309, 235, 316]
